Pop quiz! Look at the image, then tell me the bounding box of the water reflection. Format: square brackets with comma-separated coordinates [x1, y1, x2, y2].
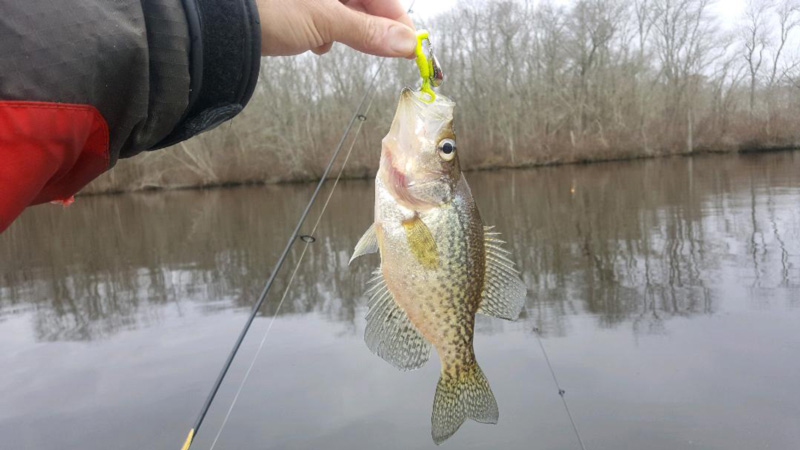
[1, 153, 799, 343]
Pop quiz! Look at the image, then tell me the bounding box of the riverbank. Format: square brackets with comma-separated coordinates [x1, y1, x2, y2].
[80, 145, 800, 197]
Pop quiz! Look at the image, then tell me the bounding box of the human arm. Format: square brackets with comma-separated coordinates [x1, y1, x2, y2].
[0, 0, 415, 232]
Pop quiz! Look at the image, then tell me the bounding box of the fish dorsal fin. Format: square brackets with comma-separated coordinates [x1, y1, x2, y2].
[364, 268, 432, 371]
[478, 226, 527, 320]
[403, 216, 439, 269]
[349, 224, 379, 265]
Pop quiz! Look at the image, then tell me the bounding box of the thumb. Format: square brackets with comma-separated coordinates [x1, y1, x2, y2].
[323, 4, 416, 58]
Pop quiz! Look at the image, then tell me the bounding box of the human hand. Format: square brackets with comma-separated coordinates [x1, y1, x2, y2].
[256, 0, 416, 58]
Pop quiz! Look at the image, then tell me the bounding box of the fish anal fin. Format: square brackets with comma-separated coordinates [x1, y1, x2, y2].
[364, 268, 432, 371]
[403, 216, 438, 269]
[350, 224, 379, 264]
[478, 226, 526, 321]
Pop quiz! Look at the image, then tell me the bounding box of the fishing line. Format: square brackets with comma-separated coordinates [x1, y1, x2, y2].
[207, 82, 381, 450]
[531, 323, 588, 450]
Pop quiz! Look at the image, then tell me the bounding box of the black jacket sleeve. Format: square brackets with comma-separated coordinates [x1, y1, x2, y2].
[0, 0, 261, 166]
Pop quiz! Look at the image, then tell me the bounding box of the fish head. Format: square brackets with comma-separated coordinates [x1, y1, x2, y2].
[379, 88, 460, 210]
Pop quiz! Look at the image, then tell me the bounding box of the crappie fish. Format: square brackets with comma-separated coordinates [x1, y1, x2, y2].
[350, 88, 527, 443]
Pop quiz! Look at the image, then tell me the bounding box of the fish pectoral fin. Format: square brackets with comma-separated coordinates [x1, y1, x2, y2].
[431, 363, 498, 445]
[349, 223, 379, 265]
[403, 216, 439, 269]
[364, 268, 431, 371]
[477, 226, 527, 321]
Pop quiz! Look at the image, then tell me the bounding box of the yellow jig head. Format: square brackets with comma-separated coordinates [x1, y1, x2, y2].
[414, 31, 443, 103]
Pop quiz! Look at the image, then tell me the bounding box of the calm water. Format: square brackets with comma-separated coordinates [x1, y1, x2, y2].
[1, 153, 799, 450]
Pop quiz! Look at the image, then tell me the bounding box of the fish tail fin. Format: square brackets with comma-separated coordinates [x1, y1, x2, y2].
[431, 363, 499, 445]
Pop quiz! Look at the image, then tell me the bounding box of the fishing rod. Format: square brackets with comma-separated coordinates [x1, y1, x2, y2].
[206, 86, 382, 450]
[180, 5, 418, 450]
[181, 78, 378, 450]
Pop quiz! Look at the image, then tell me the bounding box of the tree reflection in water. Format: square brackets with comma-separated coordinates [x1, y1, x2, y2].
[1, 152, 799, 342]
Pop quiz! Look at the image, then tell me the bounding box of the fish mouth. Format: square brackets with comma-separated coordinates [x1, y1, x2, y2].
[379, 88, 457, 209]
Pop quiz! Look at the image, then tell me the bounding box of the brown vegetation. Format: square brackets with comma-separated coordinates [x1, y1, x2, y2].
[85, 0, 800, 194]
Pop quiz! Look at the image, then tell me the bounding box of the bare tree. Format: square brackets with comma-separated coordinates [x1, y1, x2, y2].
[83, 0, 800, 194]
[741, 0, 772, 114]
[768, 0, 800, 86]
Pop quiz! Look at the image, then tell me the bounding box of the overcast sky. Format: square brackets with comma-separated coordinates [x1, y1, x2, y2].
[410, 0, 748, 30]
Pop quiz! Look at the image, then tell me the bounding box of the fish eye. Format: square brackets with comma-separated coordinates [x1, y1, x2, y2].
[437, 139, 456, 161]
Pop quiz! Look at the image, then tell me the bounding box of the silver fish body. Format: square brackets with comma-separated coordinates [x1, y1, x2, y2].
[351, 88, 526, 444]
[376, 172, 484, 375]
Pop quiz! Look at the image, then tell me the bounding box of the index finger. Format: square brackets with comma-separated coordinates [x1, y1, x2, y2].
[344, 0, 415, 29]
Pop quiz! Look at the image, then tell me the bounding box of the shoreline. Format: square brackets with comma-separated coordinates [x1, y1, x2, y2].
[79, 145, 800, 198]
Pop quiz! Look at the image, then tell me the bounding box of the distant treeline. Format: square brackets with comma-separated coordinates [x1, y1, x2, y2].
[87, 0, 800, 193]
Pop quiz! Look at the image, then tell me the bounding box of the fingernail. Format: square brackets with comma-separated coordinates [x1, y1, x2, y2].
[388, 25, 416, 56]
